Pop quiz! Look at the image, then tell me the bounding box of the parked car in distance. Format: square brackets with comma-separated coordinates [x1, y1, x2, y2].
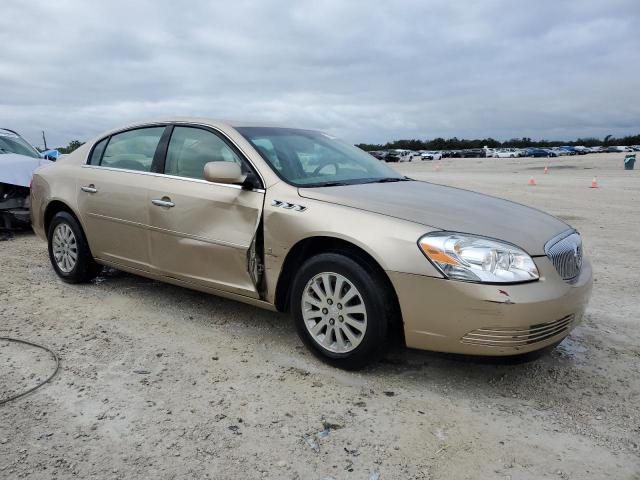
[417, 150, 442, 161]
[559, 146, 578, 155]
[613, 145, 634, 152]
[368, 150, 389, 161]
[526, 148, 554, 158]
[549, 147, 570, 156]
[483, 148, 496, 157]
[572, 146, 589, 155]
[602, 146, 620, 153]
[494, 149, 518, 158]
[31, 119, 593, 369]
[386, 149, 412, 162]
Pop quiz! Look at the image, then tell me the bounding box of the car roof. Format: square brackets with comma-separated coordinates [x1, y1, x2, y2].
[115, 117, 297, 131]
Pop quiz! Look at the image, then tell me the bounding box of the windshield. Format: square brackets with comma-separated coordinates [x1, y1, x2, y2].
[236, 127, 405, 187]
[0, 130, 40, 158]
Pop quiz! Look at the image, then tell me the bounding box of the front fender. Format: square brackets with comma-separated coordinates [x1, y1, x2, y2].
[262, 182, 443, 304]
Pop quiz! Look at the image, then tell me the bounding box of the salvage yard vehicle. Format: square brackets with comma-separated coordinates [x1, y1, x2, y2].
[385, 149, 412, 162]
[494, 148, 525, 158]
[1, 128, 52, 229]
[526, 148, 554, 158]
[30, 119, 593, 369]
[417, 150, 442, 161]
[367, 150, 385, 160]
[494, 149, 517, 158]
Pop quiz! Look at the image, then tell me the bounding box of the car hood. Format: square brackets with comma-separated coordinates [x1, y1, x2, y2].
[298, 180, 570, 255]
[0, 153, 51, 187]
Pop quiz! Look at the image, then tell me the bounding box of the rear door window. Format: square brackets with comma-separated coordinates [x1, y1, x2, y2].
[101, 127, 165, 172]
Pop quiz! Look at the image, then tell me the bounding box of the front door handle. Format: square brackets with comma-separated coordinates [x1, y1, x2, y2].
[81, 184, 97, 193]
[151, 198, 175, 208]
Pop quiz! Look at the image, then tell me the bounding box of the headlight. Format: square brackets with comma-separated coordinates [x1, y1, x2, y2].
[418, 232, 539, 283]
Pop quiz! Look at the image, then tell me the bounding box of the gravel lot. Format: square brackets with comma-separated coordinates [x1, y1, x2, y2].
[1, 152, 639, 479]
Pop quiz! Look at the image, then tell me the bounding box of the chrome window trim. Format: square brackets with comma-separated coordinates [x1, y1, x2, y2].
[171, 121, 267, 189]
[84, 121, 267, 190]
[80, 164, 266, 194]
[85, 122, 169, 169]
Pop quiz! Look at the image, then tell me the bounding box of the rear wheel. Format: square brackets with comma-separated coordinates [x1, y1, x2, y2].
[291, 253, 394, 369]
[48, 211, 101, 283]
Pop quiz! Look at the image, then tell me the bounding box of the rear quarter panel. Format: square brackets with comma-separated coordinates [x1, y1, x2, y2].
[31, 145, 91, 240]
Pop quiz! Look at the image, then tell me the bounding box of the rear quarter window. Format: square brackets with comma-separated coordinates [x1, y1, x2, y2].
[88, 138, 108, 165]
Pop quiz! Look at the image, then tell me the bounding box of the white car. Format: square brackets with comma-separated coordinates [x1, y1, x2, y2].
[394, 149, 413, 162]
[0, 128, 52, 228]
[483, 148, 496, 157]
[417, 150, 442, 161]
[550, 147, 570, 156]
[494, 149, 519, 158]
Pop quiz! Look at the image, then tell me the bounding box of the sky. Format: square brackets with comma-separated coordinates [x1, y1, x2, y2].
[1, 0, 639, 148]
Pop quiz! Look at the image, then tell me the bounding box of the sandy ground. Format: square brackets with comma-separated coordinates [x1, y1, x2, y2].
[0, 152, 639, 479]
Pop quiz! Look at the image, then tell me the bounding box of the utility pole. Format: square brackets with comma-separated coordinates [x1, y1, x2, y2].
[42, 130, 48, 150]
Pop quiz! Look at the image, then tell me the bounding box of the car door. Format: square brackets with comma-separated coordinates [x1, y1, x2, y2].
[76, 125, 168, 272]
[147, 125, 265, 298]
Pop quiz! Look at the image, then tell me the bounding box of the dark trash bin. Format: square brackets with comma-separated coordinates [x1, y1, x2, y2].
[624, 154, 635, 170]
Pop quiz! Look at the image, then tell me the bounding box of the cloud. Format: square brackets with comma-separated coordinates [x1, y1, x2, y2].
[1, 0, 639, 147]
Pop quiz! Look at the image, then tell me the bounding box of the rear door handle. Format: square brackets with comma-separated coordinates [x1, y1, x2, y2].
[151, 198, 175, 208]
[81, 185, 97, 193]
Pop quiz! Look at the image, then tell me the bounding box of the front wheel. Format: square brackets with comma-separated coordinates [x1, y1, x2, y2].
[48, 211, 101, 283]
[290, 253, 394, 369]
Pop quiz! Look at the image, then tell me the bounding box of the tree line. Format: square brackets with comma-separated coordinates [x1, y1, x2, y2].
[356, 133, 640, 151]
[53, 132, 640, 155]
[55, 140, 84, 154]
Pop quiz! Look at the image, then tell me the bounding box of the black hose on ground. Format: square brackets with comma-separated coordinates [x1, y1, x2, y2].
[0, 337, 60, 405]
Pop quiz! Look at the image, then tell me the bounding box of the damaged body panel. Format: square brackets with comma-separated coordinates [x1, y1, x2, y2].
[1, 129, 52, 229]
[0, 182, 31, 229]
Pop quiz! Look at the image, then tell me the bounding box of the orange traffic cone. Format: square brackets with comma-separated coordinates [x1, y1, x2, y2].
[590, 177, 598, 188]
[528, 177, 536, 186]
[544, 166, 549, 174]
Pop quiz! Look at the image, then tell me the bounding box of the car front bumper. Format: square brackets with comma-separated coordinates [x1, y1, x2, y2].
[388, 256, 593, 356]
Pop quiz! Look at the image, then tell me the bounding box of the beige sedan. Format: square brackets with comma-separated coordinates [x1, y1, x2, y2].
[30, 119, 593, 369]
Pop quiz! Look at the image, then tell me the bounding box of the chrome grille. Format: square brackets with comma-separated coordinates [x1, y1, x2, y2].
[545, 231, 583, 282]
[461, 315, 574, 347]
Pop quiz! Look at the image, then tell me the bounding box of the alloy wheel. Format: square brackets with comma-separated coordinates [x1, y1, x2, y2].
[52, 223, 78, 273]
[301, 272, 368, 353]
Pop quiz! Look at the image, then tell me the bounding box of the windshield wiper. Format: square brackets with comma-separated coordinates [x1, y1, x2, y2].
[368, 177, 410, 183]
[307, 177, 410, 188]
[316, 181, 349, 187]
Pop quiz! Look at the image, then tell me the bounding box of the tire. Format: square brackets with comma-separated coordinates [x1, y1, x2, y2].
[290, 253, 395, 369]
[48, 211, 101, 283]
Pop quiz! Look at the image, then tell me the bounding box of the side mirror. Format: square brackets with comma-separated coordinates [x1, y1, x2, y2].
[203, 162, 246, 185]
